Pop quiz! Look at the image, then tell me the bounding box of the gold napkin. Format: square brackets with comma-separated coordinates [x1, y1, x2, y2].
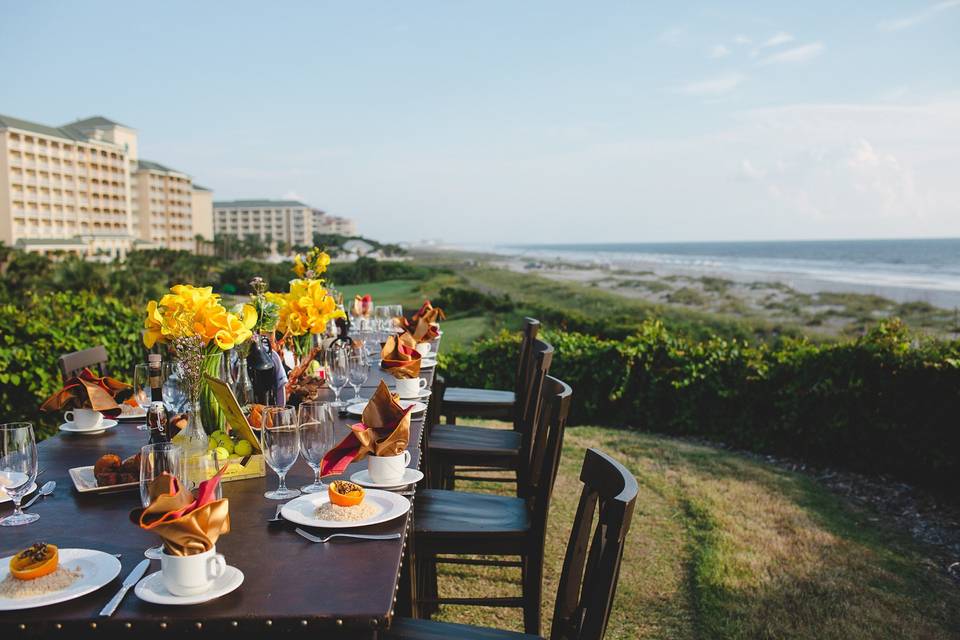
[411, 301, 446, 325]
[352, 294, 373, 317]
[138, 471, 230, 556]
[380, 333, 421, 379]
[320, 380, 412, 476]
[40, 368, 130, 414]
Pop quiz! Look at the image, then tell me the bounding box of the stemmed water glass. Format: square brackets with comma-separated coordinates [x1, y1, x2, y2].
[260, 406, 300, 500]
[133, 363, 152, 431]
[0, 422, 39, 527]
[297, 402, 335, 493]
[324, 348, 349, 408]
[140, 442, 183, 558]
[347, 351, 370, 403]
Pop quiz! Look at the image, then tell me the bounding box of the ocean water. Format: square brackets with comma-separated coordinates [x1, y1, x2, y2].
[496, 238, 960, 308]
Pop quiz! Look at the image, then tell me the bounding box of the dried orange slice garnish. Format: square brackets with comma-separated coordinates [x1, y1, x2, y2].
[329, 480, 365, 507]
[9, 542, 58, 581]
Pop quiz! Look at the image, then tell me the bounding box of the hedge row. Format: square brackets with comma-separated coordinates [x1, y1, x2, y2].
[0, 292, 144, 437]
[438, 320, 960, 491]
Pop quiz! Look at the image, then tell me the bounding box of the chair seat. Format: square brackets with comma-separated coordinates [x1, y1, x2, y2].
[443, 387, 515, 419]
[429, 425, 522, 456]
[385, 617, 542, 640]
[415, 489, 529, 536]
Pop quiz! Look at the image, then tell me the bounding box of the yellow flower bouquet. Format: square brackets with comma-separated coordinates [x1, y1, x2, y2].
[266, 260, 345, 361]
[143, 284, 257, 435]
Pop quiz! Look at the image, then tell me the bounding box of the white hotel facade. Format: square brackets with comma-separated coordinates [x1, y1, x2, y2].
[213, 199, 356, 247]
[0, 114, 213, 259]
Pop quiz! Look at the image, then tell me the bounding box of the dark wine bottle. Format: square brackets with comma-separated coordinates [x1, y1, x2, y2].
[147, 401, 170, 444]
[148, 353, 163, 402]
[247, 334, 276, 406]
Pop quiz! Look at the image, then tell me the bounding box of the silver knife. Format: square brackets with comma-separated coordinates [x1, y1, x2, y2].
[99, 559, 150, 617]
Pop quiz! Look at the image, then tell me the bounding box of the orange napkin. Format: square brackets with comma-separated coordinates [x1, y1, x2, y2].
[380, 333, 421, 379]
[138, 469, 230, 556]
[411, 301, 446, 325]
[319, 380, 412, 477]
[40, 368, 130, 414]
[352, 294, 373, 318]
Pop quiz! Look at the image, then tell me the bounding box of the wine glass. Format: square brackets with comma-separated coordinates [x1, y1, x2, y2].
[388, 304, 404, 330]
[347, 351, 370, 403]
[260, 406, 300, 500]
[140, 442, 183, 558]
[298, 402, 335, 493]
[324, 348, 349, 408]
[0, 422, 39, 527]
[133, 363, 152, 431]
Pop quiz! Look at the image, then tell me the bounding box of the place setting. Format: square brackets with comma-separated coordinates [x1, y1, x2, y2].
[279, 381, 416, 532]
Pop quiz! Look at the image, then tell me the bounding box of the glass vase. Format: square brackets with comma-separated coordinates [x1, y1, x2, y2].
[199, 352, 225, 433]
[172, 400, 210, 490]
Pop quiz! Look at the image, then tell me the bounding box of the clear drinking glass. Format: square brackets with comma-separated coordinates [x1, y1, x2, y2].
[139, 442, 183, 558]
[298, 402, 335, 493]
[260, 406, 300, 500]
[388, 304, 404, 330]
[0, 422, 39, 527]
[347, 351, 370, 402]
[133, 363, 152, 431]
[324, 349, 349, 408]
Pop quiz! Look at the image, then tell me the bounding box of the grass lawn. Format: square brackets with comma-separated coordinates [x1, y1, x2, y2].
[435, 424, 960, 639]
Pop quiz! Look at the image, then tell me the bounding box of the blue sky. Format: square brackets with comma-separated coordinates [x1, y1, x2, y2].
[2, 1, 958, 244]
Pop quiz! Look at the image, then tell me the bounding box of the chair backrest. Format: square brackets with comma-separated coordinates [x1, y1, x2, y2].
[526, 375, 572, 537]
[516, 338, 554, 494]
[424, 373, 446, 434]
[58, 345, 109, 381]
[550, 449, 638, 640]
[512, 317, 541, 429]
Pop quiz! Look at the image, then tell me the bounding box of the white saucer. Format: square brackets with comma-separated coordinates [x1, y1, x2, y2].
[346, 400, 426, 417]
[59, 419, 118, 435]
[135, 566, 244, 605]
[420, 358, 437, 368]
[350, 468, 424, 490]
[397, 389, 432, 401]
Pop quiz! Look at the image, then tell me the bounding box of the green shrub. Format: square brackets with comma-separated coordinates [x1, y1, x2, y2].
[0, 291, 144, 438]
[439, 319, 960, 491]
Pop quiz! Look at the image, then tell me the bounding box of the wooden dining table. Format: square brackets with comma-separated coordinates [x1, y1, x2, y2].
[0, 362, 435, 638]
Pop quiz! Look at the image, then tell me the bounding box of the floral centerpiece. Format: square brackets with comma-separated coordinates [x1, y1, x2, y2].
[143, 284, 257, 444]
[266, 248, 345, 363]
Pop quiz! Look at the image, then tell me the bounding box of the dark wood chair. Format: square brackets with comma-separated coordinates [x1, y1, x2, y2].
[442, 318, 540, 424]
[390, 448, 638, 640]
[57, 345, 109, 381]
[428, 338, 553, 491]
[412, 373, 571, 635]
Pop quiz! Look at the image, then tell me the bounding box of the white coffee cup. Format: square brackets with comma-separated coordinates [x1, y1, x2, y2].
[161, 547, 226, 596]
[64, 408, 103, 429]
[394, 377, 427, 399]
[416, 342, 432, 357]
[367, 451, 412, 484]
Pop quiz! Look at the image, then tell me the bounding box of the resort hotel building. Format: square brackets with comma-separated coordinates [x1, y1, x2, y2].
[213, 200, 356, 247]
[0, 113, 213, 259]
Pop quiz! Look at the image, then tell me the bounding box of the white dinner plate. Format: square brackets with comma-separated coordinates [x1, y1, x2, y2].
[346, 400, 426, 417]
[116, 407, 147, 422]
[350, 468, 424, 490]
[0, 481, 38, 505]
[281, 489, 410, 529]
[0, 548, 121, 611]
[419, 358, 437, 369]
[59, 419, 118, 435]
[135, 566, 244, 606]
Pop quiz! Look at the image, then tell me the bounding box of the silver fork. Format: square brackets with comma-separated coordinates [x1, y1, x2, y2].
[294, 527, 401, 543]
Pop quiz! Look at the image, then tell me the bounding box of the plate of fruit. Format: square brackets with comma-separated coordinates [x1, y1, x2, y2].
[0, 543, 121, 610]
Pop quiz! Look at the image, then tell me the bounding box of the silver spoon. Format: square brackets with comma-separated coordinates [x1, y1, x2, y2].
[22, 481, 55, 510]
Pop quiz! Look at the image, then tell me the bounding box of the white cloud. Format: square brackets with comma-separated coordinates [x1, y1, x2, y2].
[282, 190, 305, 201]
[709, 44, 731, 59]
[740, 159, 766, 180]
[758, 42, 824, 65]
[677, 72, 745, 96]
[732, 34, 751, 45]
[878, 0, 960, 31]
[761, 31, 795, 48]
